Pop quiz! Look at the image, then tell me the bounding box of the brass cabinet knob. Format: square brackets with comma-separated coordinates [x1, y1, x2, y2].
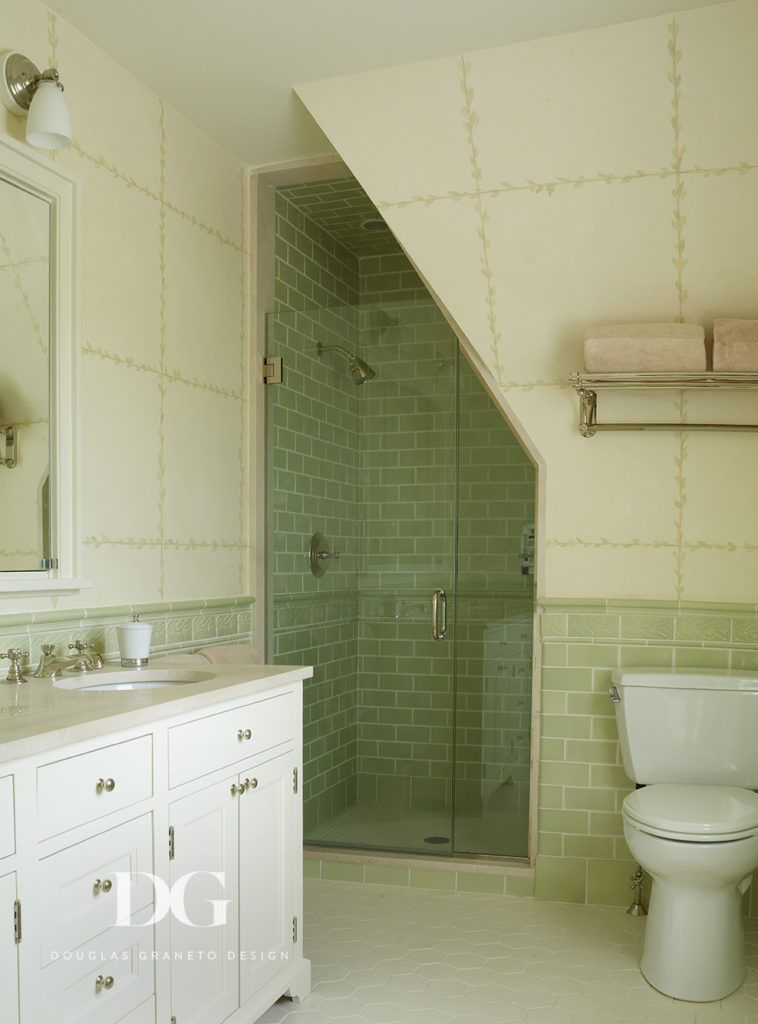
[93, 878, 112, 895]
[243, 777, 258, 791]
[230, 783, 240, 796]
[96, 777, 116, 793]
[237, 728, 252, 741]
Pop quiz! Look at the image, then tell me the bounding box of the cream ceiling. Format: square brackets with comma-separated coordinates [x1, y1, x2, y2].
[45, 0, 733, 167]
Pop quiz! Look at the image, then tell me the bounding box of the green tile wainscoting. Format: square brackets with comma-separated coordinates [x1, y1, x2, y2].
[538, 597, 758, 915]
[0, 596, 255, 677]
[300, 598, 758, 918]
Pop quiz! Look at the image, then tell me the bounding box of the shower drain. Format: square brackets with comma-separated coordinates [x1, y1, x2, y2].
[424, 835, 450, 845]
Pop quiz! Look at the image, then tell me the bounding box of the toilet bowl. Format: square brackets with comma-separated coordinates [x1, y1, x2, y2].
[610, 668, 758, 1002]
[622, 784, 758, 1002]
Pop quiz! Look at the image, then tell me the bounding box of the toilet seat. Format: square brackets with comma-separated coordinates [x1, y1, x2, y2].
[623, 784, 758, 842]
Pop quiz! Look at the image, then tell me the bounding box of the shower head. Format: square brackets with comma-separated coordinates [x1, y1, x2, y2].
[316, 342, 376, 386]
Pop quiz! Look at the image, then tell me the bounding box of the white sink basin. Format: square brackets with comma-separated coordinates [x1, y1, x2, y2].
[53, 668, 215, 692]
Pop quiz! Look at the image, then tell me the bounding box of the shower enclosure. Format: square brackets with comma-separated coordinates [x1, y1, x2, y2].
[266, 297, 536, 859]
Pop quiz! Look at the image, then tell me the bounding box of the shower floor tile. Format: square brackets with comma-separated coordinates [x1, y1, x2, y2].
[258, 878, 758, 1024]
[305, 802, 529, 858]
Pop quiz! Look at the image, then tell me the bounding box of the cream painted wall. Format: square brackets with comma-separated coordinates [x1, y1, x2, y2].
[0, 2, 249, 610]
[297, 0, 758, 603]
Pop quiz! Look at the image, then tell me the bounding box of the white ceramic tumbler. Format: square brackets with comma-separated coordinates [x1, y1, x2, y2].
[117, 619, 153, 666]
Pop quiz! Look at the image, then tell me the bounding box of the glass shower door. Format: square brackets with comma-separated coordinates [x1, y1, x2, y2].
[354, 301, 458, 852]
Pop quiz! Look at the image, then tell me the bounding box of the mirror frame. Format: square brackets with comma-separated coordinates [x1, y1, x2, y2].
[0, 135, 88, 595]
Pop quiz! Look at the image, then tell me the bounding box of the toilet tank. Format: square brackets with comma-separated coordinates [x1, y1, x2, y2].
[611, 668, 758, 786]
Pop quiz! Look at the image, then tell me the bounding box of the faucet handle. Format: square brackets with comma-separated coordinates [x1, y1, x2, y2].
[1, 649, 29, 685]
[41, 643, 55, 656]
[69, 640, 93, 653]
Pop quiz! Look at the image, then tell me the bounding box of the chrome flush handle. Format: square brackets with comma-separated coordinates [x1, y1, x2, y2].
[609, 685, 621, 703]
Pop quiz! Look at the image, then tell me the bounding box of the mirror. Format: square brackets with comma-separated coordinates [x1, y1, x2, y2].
[0, 174, 51, 570]
[0, 136, 86, 594]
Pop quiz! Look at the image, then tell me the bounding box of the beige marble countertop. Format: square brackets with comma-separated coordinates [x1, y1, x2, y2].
[0, 660, 312, 763]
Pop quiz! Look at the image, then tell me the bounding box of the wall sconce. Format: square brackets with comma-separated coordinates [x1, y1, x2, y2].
[0, 51, 72, 150]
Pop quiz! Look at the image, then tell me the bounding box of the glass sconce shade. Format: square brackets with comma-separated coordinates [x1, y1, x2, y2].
[26, 80, 72, 150]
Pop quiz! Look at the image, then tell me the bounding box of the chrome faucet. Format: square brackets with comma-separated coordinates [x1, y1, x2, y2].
[33, 641, 104, 679]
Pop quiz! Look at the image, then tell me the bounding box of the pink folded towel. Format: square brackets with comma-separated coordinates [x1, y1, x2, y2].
[584, 323, 706, 372]
[713, 319, 758, 370]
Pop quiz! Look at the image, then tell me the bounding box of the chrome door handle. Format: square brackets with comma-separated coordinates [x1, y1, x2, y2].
[432, 588, 447, 641]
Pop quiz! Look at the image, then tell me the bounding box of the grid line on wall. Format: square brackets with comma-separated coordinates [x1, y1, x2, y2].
[458, 58, 504, 388]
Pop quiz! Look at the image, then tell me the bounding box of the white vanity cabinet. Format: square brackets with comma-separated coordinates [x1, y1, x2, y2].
[0, 869, 19, 1024]
[0, 666, 311, 1024]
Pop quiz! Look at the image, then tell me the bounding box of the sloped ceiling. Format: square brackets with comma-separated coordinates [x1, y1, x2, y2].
[44, 0, 734, 166]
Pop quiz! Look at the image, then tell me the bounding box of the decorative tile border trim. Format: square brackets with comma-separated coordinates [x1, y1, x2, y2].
[0, 595, 255, 675]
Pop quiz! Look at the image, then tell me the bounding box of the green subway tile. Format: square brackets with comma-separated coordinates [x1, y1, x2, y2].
[541, 715, 592, 739]
[505, 875, 535, 898]
[620, 614, 674, 641]
[675, 616, 731, 643]
[542, 643, 567, 667]
[539, 809, 589, 834]
[540, 763, 590, 787]
[409, 869, 456, 891]
[321, 861, 365, 883]
[732, 619, 758, 644]
[365, 865, 410, 886]
[563, 835, 615, 859]
[539, 785, 564, 809]
[541, 691, 566, 715]
[566, 614, 620, 639]
[540, 613, 567, 638]
[303, 858, 321, 879]
[535, 856, 586, 903]
[564, 787, 616, 812]
[537, 832, 563, 856]
[590, 764, 632, 788]
[730, 650, 758, 671]
[674, 647, 730, 670]
[566, 692, 615, 717]
[566, 644, 618, 669]
[565, 739, 618, 765]
[618, 646, 674, 667]
[540, 738, 565, 761]
[542, 667, 594, 692]
[587, 859, 637, 907]
[456, 872, 505, 895]
[589, 812, 624, 837]
[591, 717, 620, 741]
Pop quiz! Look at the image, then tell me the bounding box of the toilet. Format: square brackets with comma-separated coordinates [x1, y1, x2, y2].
[611, 668, 758, 1002]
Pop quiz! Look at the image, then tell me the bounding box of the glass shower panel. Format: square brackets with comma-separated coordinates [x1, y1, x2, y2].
[267, 301, 458, 855]
[354, 302, 458, 853]
[452, 356, 535, 858]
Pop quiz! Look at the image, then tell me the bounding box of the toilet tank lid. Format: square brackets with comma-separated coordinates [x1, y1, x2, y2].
[612, 667, 758, 691]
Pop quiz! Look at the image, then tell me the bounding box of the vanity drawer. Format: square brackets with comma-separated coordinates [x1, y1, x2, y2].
[168, 691, 295, 787]
[42, 909, 155, 1024]
[0, 775, 14, 859]
[40, 813, 153, 965]
[38, 736, 153, 839]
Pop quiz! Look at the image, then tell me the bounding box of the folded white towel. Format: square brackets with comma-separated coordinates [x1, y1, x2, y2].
[584, 323, 706, 372]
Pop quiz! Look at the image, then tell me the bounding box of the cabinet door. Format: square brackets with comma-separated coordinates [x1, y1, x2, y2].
[0, 871, 19, 1024]
[239, 751, 297, 1003]
[169, 777, 239, 1024]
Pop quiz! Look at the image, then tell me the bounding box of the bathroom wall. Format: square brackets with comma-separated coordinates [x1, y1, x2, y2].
[297, 0, 758, 606]
[0, 3, 250, 640]
[296, 0, 758, 904]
